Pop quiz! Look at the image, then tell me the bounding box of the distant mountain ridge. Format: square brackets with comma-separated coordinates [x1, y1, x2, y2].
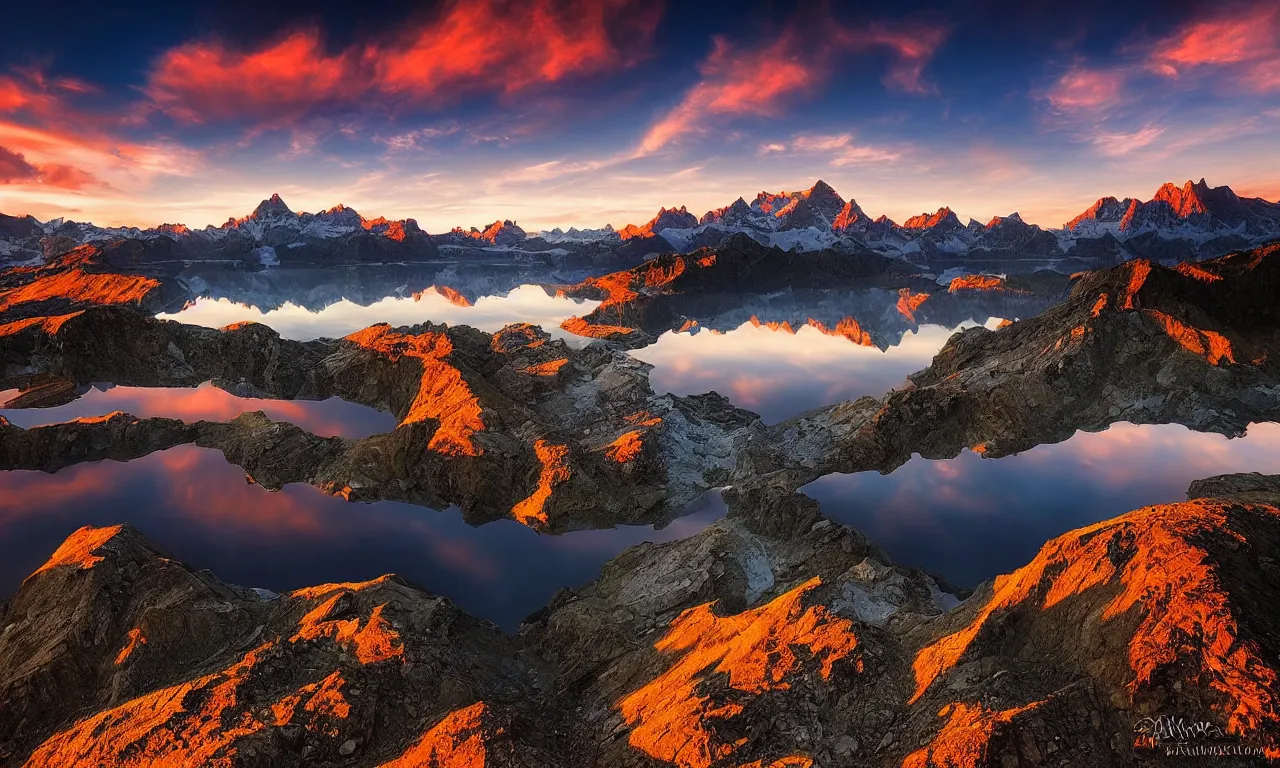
[2, 180, 1278, 271]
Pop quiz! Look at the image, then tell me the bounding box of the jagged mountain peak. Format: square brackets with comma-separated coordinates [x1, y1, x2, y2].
[986, 212, 1025, 228]
[252, 193, 293, 219]
[902, 207, 961, 230]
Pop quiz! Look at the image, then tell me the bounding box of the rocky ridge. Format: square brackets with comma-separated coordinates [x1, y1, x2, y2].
[5, 180, 1278, 276]
[0, 472, 1277, 765]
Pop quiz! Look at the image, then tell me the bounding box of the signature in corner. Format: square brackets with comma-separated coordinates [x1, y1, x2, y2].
[1133, 715, 1225, 746]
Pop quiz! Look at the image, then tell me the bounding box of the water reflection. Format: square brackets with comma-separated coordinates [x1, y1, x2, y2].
[159, 284, 600, 346]
[0, 446, 724, 631]
[631, 319, 1000, 423]
[0, 382, 396, 439]
[803, 421, 1280, 590]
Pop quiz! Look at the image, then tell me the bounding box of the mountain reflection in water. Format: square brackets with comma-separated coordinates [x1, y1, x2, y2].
[160, 284, 600, 346]
[0, 446, 725, 632]
[632, 319, 1001, 423]
[1, 382, 397, 439]
[803, 421, 1280, 590]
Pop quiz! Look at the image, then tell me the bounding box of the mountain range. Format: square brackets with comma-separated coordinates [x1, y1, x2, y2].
[2, 179, 1277, 273]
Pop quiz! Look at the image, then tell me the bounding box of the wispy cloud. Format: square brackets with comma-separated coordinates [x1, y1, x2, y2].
[1148, 1, 1280, 92]
[768, 133, 904, 165]
[635, 15, 948, 156]
[1044, 66, 1126, 112]
[1089, 123, 1165, 156]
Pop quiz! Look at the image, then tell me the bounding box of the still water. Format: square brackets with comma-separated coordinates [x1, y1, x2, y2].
[0, 382, 396, 438]
[160, 284, 599, 346]
[0, 446, 724, 632]
[804, 421, 1280, 590]
[632, 319, 999, 423]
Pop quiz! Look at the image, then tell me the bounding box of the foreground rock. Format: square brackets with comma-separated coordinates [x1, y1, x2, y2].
[2, 476, 1277, 765]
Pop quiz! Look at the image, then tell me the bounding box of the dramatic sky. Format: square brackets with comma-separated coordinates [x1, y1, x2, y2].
[1, 0, 1278, 232]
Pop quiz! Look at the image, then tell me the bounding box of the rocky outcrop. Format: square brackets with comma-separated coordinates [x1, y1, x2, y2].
[0, 308, 758, 531]
[740, 243, 1280, 489]
[0, 524, 558, 766]
[2, 473, 1277, 766]
[558, 236, 942, 345]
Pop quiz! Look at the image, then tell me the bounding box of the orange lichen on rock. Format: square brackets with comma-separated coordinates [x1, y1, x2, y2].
[806, 317, 874, 346]
[902, 701, 1043, 768]
[561, 316, 636, 338]
[606, 430, 646, 463]
[910, 501, 1279, 748]
[292, 598, 405, 665]
[1144, 310, 1236, 365]
[490, 323, 546, 353]
[114, 627, 147, 666]
[1176, 262, 1223, 283]
[345, 325, 484, 455]
[362, 216, 408, 241]
[24, 642, 275, 768]
[641, 257, 687, 289]
[585, 271, 640, 306]
[271, 671, 351, 737]
[749, 315, 795, 334]
[520, 359, 568, 376]
[378, 702, 495, 768]
[897, 288, 929, 323]
[0, 311, 84, 338]
[625, 411, 663, 428]
[289, 575, 394, 600]
[1120, 260, 1152, 309]
[617, 578, 858, 767]
[30, 524, 123, 578]
[510, 439, 571, 529]
[0, 269, 161, 313]
[947, 274, 1005, 292]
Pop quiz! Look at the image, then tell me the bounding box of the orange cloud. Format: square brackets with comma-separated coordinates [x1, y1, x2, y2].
[143, 0, 663, 125]
[145, 28, 360, 124]
[1045, 66, 1125, 111]
[637, 16, 947, 155]
[849, 24, 949, 95]
[371, 0, 661, 96]
[1149, 2, 1280, 91]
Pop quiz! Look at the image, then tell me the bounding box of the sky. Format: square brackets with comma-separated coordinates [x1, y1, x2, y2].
[0, 0, 1278, 233]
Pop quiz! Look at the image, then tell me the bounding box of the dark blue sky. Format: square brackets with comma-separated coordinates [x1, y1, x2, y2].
[0, 0, 1275, 231]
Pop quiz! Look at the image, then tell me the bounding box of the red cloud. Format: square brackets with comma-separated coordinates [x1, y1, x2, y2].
[371, 0, 660, 96]
[637, 16, 948, 155]
[0, 144, 104, 190]
[146, 28, 359, 123]
[0, 144, 38, 182]
[144, 0, 663, 125]
[1045, 66, 1125, 111]
[1149, 2, 1280, 91]
[846, 25, 950, 96]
